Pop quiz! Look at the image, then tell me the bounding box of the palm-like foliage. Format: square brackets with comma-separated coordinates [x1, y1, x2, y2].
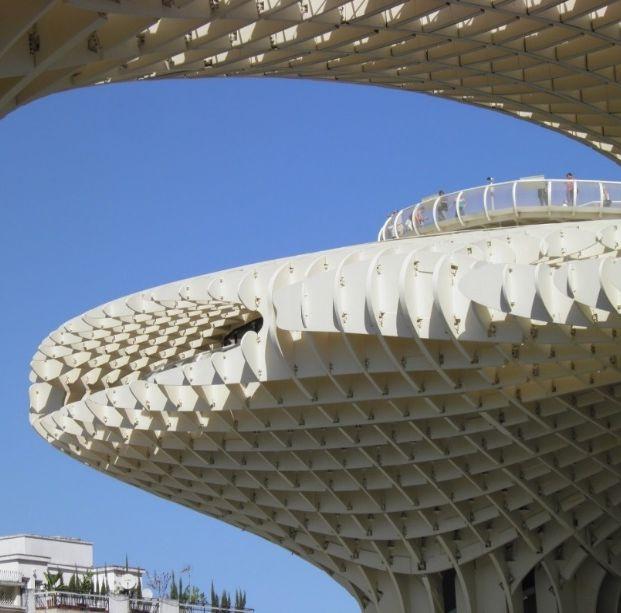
[43, 571, 64, 591]
[81, 571, 94, 594]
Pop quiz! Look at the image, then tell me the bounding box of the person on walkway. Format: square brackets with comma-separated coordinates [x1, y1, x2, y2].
[437, 190, 448, 221]
[486, 177, 495, 210]
[603, 185, 612, 207]
[415, 205, 426, 227]
[537, 181, 548, 206]
[565, 172, 576, 206]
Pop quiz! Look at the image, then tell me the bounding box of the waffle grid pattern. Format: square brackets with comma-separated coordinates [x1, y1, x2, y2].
[30, 218, 621, 612]
[1, 0, 621, 161]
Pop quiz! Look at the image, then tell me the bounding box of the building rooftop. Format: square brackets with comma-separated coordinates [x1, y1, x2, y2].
[0, 536, 91, 546]
[379, 177, 621, 241]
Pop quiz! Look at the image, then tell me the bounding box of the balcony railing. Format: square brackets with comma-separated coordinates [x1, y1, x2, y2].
[0, 571, 22, 585]
[33, 593, 253, 613]
[378, 177, 621, 241]
[35, 592, 108, 611]
[129, 598, 158, 613]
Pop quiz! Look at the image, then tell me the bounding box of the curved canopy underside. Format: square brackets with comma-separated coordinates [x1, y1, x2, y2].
[1, 0, 620, 162]
[29, 217, 621, 612]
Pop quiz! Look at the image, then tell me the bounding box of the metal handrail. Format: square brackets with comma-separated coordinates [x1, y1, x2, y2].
[129, 597, 159, 613]
[378, 178, 621, 241]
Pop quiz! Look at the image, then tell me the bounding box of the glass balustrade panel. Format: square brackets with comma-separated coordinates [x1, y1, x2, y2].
[436, 192, 460, 226]
[485, 182, 514, 214]
[602, 182, 621, 209]
[399, 204, 416, 236]
[458, 186, 486, 220]
[575, 180, 601, 208]
[393, 212, 405, 238]
[414, 201, 435, 233]
[384, 212, 397, 239]
[515, 180, 549, 208]
[549, 180, 574, 207]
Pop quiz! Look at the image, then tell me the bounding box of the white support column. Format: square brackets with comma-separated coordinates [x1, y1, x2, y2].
[108, 594, 129, 613]
[159, 599, 180, 613]
[23, 589, 35, 613]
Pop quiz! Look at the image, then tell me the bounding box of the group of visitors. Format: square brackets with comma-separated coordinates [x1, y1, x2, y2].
[537, 173, 610, 207]
[564, 173, 612, 207]
[435, 189, 467, 221]
[386, 172, 614, 238]
[534, 172, 575, 206]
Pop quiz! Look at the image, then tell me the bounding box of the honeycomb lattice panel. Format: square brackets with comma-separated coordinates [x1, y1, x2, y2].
[1, 0, 621, 161]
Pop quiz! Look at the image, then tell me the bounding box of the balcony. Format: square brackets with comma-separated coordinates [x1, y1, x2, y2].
[129, 599, 158, 613]
[379, 177, 621, 240]
[33, 594, 253, 613]
[35, 592, 108, 611]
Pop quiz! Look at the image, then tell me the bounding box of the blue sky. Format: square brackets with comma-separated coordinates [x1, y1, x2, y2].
[0, 77, 619, 613]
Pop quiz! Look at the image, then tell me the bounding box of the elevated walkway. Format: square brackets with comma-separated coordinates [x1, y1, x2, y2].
[379, 177, 621, 241]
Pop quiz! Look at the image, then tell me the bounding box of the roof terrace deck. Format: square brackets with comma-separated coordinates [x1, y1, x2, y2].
[378, 178, 621, 241]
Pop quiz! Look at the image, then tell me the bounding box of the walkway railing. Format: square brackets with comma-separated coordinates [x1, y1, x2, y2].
[378, 178, 621, 240]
